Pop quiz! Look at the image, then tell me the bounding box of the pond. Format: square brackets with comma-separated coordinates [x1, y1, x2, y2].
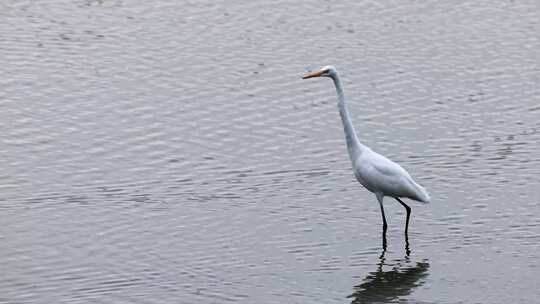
[1, 1, 539, 303]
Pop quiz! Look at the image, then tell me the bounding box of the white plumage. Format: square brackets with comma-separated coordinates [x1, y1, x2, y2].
[303, 65, 430, 247]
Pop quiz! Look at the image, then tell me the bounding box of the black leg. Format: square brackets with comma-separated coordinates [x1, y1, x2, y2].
[378, 198, 388, 250]
[395, 197, 411, 236]
[379, 202, 388, 234]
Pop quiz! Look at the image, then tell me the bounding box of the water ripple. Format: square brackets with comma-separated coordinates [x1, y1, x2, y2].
[1, 0, 539, 303]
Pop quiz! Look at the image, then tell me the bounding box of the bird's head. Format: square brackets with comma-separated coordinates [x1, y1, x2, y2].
[302, 65, 337, 79]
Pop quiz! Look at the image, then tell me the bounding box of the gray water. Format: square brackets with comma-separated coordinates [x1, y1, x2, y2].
[1, 1, 539, 303]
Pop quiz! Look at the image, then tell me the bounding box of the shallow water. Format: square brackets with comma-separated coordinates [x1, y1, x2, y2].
[1, 0, 539, 303]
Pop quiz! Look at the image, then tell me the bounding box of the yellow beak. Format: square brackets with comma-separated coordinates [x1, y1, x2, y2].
[302, 70, 323, 79]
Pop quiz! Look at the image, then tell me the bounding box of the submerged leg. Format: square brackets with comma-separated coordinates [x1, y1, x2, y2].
[405, 237, 411, 256]
[395, 197, 411, 236]
[376, 194, 387, 250]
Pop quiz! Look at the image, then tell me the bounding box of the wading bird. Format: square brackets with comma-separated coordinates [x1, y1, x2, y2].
[302, 66, 430, 249]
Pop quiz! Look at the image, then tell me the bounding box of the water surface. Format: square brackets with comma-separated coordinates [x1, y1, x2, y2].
[1, 0, 539, 303]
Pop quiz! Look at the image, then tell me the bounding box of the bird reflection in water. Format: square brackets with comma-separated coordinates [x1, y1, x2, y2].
[384, 231, 411, 256]
[348, 250, 429, 304]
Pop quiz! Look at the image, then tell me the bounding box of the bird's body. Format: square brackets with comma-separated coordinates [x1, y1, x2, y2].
[302, 65, 430, 248]
[351, 147, 430, 204]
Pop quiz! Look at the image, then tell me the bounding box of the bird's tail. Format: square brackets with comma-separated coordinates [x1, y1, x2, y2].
[413, 181, 431, 204]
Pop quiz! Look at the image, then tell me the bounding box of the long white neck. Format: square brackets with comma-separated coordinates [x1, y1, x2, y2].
[331, 73, 364, 160]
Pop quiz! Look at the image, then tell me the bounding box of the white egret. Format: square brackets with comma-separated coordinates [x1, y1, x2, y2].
[302, 66, 430, 247]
